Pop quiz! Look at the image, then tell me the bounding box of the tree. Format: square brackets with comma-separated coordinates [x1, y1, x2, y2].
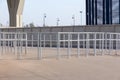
[29, 22, 35, 27]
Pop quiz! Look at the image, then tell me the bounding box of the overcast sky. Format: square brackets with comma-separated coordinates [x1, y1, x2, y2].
[0, 0, 86, 26]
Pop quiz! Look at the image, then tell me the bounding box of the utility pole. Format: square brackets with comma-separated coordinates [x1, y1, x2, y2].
[80, 11, 83, 25]
[72, 15, 75, 26]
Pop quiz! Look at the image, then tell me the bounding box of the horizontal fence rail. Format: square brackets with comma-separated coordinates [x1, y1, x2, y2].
[0, 32, 120, 60]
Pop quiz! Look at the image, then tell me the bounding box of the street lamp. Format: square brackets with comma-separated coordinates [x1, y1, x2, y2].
[80, 11, 83, 25]
[72, 15, 75, 26]
[56, 18, 60, 26]
[43, 13, 46, 27]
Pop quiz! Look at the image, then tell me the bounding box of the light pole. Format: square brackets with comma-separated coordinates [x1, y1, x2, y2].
[43, 13, 46, 27]
[72, 15, 75, 26]
[80, 11, 83, 25]
[56, 18, 60, 26]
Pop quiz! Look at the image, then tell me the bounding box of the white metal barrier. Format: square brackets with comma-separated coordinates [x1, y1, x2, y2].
[0, 32, 120, 60]
[0, 32, 27, 59]
[57, 32, 120, 59]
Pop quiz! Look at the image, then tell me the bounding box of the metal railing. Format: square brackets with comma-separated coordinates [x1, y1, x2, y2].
[0, 32, 120, 60]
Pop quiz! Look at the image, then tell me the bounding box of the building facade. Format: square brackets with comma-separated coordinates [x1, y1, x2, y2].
[86, 0, 120, 25]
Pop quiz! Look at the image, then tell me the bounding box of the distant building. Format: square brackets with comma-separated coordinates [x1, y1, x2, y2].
[86, 0, 120, 25]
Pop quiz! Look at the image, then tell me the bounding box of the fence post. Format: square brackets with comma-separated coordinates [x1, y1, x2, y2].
[86, 33, 89, 57]
[13, 33, 15, 53]
[50, 34, 52, 48]
[105, 33, 108, 54]
[99, 33, 102, 53]
[4, 33, 6, 54]
[77, 33, 80, 57]
[67, 33, 71, 58]
[8, 33, 9, 53]
[44, 34, 46, 48]
[111, 34, 113, 51]
[57, 32, 60, 59]
[101, 33, 104, 55]
[94, 33, 96, 56]
[116, 34, 118, 55]
[31, 33, 33, 47]
[25, 33, 27, 55]
[37, 32, 42, 60]
[83, 34, 85, 50]
[3, 33, 5, 54]
[17, 33, 21, 60]
[109, 34, 112, 55]
[63, 34, 66, 48]
[20, 33, 23, 54]
[10, 33, 12, 53]
[1, 33, 3, 55]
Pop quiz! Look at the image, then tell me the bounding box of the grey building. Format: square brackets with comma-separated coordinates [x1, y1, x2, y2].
[86, 0, 120, 25]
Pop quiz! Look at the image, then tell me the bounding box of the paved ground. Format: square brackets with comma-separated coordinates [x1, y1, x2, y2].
[0, 47, 120, 80]
[0, 55, 120, 80]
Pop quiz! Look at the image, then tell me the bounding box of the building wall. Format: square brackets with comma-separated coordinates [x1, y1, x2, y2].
[86, 0, 120, 25]
[0, 24, 120, 33]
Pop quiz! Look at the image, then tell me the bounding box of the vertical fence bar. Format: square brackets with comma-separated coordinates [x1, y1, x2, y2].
[20, 33, 23, 54]
[8, 34, 10, 52]
[109, 34, 112, 55]
[10, 33, 12, 53]
[101, 33, 104, 55]
[105, 33, 108, 54]
[118, 34, 120, 53]
[70, 34, 72, 49]
[9, 33, 11, 53]
[9, 34, 11, 52]
[63, 34, 65, 48]
[67, 33, 71, 58]
[116, 34, 118, 55]
[40, 33, 42, 59]
[99, 33, 102, 53]
[13, 33, 15, 54]
[50, 34, 52, 48]
[77, 33, 80, 57]
[57, 32, 60, 59]
[25, 33, 27, 55]
[37, 32, 41, 60]
[11, 33, 12, 53]
[17, 33, 20, 59]
[4, 33, 6, 54]
[83, 34, 85, 50]
[86, 33, 89, 57]
[3, 33, 4, 55]
[1, 33, 3, 55]
[94, 33, 96, 56]
[32, 34, 33, 47]
[19, 33, 22, 60]
[44, 34, 46, 48]
[20, 33, 22, 58]
[111, 34, 113, 51]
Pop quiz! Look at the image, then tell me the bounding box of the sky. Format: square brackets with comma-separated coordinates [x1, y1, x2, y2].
[0, 0, 86, 26]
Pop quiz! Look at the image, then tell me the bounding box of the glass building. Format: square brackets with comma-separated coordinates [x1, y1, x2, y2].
[86, 0, 120, 25]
